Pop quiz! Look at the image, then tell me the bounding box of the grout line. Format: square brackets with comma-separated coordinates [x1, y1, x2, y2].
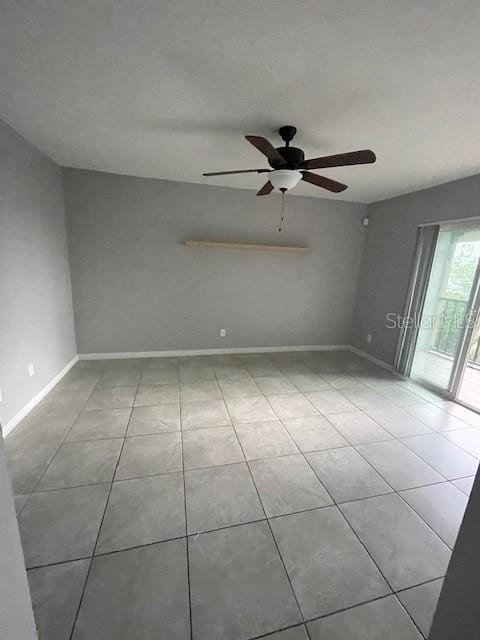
[67, 382, 138, 640]
[215, 367, 310, 637]
[26, 555, 93, 572]
[179, 390, 194, 640]
[334, 506, 428, 639]
[16, 381, 105, 516]
[347, 446, 455, 555]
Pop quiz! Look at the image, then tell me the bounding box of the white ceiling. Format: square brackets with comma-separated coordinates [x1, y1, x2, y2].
[1, 1, 480, 203]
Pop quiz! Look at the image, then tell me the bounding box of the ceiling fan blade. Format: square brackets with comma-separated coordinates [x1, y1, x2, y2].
[301, 171, 347, 193]
[245, 135, 286, 164]
[302, 149, 376, 170]
[256, 181, 274, 196]
[203, 168, 270, 176]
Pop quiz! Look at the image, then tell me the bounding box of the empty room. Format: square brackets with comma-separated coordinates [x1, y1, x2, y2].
[2, 2, 480, 639]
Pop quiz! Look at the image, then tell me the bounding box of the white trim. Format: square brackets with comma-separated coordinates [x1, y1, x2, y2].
[79, 344, 351, 360]
[348, 346, 394, 372]
[2, 355, 79, 437]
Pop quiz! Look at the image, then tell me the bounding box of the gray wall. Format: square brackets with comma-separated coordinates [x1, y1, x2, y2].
[0, 120, 77, 427]
[352, 174, 480, 365]
[0, 435, 37, 639]
[429, 469, 480, 639]
[63, 169, 366, 354]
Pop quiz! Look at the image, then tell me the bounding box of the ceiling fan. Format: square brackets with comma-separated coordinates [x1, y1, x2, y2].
[203, 126, 376, 195]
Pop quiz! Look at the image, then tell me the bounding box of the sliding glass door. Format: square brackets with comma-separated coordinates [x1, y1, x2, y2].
[457, 284, 480, 411]
[399, 222, 480, 401]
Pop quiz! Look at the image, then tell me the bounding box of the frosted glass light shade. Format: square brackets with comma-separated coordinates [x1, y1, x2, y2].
[268, 170, 302, 191]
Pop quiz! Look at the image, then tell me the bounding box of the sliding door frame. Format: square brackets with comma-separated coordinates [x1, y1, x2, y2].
[395, 216, 480, 407]
[450, 261, 480, 410]
[394, 224, 439, 377]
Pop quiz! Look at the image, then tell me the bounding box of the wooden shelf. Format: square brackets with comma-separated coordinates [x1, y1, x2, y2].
[184, 240, 309, 253]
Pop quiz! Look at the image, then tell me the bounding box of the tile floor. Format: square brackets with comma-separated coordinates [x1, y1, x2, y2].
[6, 350, 479, 639]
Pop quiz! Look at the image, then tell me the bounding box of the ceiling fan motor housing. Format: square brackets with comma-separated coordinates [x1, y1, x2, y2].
[270, 146, 305, 169]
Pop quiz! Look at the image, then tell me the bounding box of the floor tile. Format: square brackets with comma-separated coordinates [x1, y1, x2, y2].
[366, 407, 432, 438]
[400, 482, 468, 548]
[282, 415, 348, 452]
[37, 439, 122, 490]
[185, 463, 264, 533]
[235, 420, 299, 460]
[307, 447, 392, 502]
[397, 579, 443, 637]
[321, 374, 365, 389]
[307, 595, 422, 640]
[288, 373, 330, 392]
[67, 408, 131, 441]
[189, 521, 301, 640]
[84, 386, 136, 411]
[14, 494, 29, 514]
[96, 473, 185, 553]
[135, 384, 179, 406]
[255, 376, 297, 395]
[140, 368, 179, 385]
[277, 363, 313, 377]
[98, 370, 140, 388]
[452, 475, 475, 495]
[115, 432, 182, 480]
[30, 401, 84, 424]
[357, 440, 444, 490]
[340, 493, 451, 590]
[38, 390, 89, 413]
[305, 389, 357, 414]
[18, 484, 110, 567]
[264, 627, 309, 640]
[327, 410, 393, 445]
[270, 507, 389, 618]
[28, 559, 90, 640]
[127, 404, 180, 435]
[9, 352, 474, 640]
[434, 401, 480, 427]
[214, 365, 250, 381]
[8, 410, 76, 449]
[218, 377, 261, 399]
[226, 395, 277, 423]
[142, 357, 178, 372]
[73, 539, 190, 640]
[246, 363, 281, 377]
[404, 403, 471, 432]
[180, 380, 221, 403]
[442, 428, 480, 458]
[341, 387, 394, 412]
[5, 442, 58, 494]
[179, 365, 215, 383]
[250, 455, 332, 517]
[181, 399, 231, 429]
[182, 426, 244, 470]
[370, 383, 427, 408]
[401, 433, 479, 479]
[397, 380, 444, 403]
[267, 393, 319, 419]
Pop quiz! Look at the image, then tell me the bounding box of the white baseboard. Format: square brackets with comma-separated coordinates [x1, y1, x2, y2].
[78, 344, 351, 360]
[348, 346, 394, 372]
[2, 355, 79, 438]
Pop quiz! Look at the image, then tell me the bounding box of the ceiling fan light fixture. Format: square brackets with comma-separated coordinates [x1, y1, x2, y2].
[268, 169, 302, 192]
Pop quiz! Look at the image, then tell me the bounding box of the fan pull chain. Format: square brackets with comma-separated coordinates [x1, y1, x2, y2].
[278, 191, 287, 232]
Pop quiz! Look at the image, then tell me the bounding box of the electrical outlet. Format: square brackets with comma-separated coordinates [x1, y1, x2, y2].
[366, 334, 372, 343]
[220, 329, 226, 337]
[28, 363, 35, 377]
